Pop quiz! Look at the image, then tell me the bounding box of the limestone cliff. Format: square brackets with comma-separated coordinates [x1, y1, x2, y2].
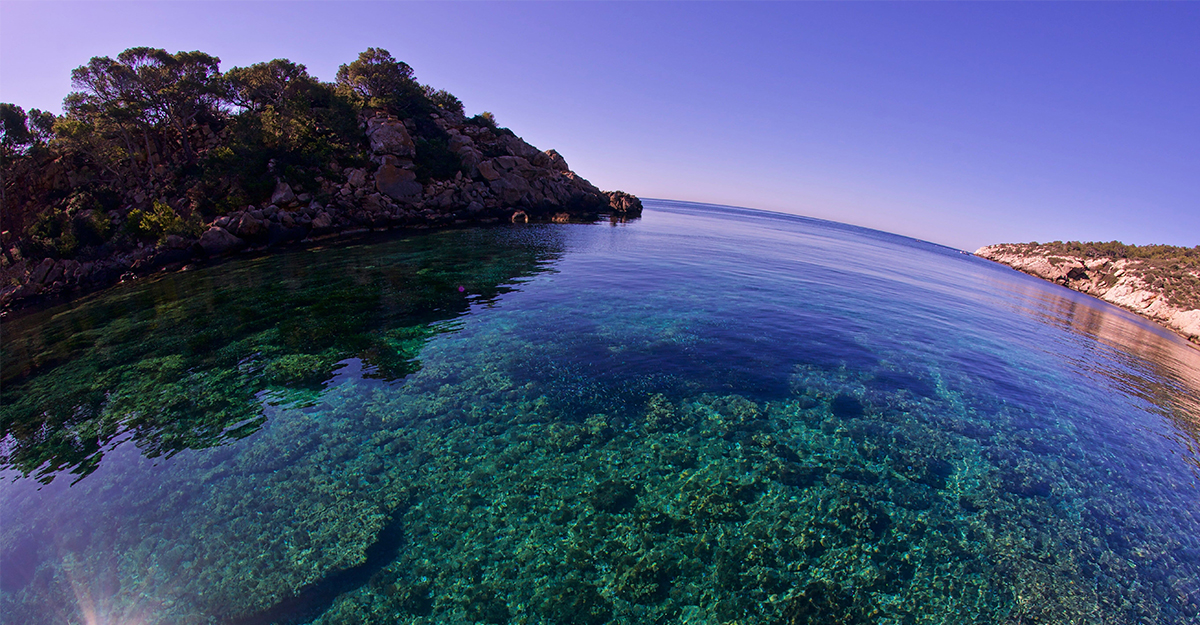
[975, 243, 1200, 345]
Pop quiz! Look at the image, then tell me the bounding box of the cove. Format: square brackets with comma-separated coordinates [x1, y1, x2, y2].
[2, 200, 1198, 624]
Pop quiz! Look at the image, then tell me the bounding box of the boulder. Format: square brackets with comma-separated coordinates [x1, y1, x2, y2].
[44, 261, 64, 286]
[605, 190, 643, 216]
[457, 147, 483, 177]
[503, 135, 540, 159]
[490, 173, 532, 204]
[378, 155, 412, 168]
[448, 132, 475, 153]
[28, 258, 54, 284]
[363, 193, 387, 213]
[271, 182, 296, 206]
[367, 116, 416, 157]
[312, 211, 333, 230]
[478, 159, 502, 182]
[375, 164, 422, 201]
[163, 234, 191, 249]
[199, 226, 246, 257]
[346, 168, 369, 188]
[232, 213, 267, 239]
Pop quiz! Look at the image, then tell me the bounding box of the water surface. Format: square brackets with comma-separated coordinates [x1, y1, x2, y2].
[3, 200, 1198, 624]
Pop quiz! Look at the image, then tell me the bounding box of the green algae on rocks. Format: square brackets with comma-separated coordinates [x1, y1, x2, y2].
[0, 227, 563, 483]
[3, 202, 1198, 625]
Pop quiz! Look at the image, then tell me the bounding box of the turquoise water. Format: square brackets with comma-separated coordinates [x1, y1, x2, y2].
[2, 200, 1198, 624]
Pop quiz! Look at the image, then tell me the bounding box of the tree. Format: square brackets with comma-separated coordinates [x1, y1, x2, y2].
[27, 109, 56, 144]
[225, 59, 317, 113]
[423, 86, 464, 116]
[0, 103, 32, 156]
[116, 48, 223, 162]
[66, 47, 223, 168]
[335, 48, 424, 115]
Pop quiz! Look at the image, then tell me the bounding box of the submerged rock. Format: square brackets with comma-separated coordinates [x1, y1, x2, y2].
[591, 479, 639, 513]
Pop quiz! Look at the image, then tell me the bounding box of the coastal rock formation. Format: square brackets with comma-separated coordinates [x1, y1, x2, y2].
[0, 108, 639, 312]
[975, 244, 1200, 345]
[0, 47, 645, 313]
[605, 190, 644, 216]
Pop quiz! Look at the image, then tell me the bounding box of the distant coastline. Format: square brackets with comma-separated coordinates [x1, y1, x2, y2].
[0, 47, 640, 314]
[975, 241, 1200, 346]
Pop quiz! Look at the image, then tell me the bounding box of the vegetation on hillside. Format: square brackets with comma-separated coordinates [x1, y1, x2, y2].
[1002, 240, 1200, 266]
[0, 47, 491, 263]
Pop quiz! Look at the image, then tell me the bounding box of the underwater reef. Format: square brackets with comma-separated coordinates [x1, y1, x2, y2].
[3, 209, 1198, 624]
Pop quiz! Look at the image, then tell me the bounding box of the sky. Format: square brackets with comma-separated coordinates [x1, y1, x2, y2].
[1, 1, 1196, 250]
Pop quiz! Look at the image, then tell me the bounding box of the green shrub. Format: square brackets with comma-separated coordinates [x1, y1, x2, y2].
[426, 89, 464, 116]
[24, 207, 96, 257]
[126, 200, 201, 242]
[467, 112, 497, 129]
[413, 135, 463, 183]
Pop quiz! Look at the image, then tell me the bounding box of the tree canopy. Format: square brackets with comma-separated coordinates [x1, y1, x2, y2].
[1, 46, 474, 260]
[335, 47, 426, 114]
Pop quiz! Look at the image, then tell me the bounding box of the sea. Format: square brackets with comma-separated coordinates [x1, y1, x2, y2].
[2, 200, 1198, 624]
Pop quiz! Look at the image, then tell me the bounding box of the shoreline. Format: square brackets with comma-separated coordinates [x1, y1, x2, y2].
[974, 246, 1200, 349]
[0, 209, 636, 320]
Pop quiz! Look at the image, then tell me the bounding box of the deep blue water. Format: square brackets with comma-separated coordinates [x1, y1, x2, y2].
[2, 200, 1198, 624]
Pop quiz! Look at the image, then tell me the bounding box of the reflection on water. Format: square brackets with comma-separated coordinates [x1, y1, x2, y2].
[2, 201, 1198, 624]
[983, 272, 1200, 470]
[1, 228, 564, 483]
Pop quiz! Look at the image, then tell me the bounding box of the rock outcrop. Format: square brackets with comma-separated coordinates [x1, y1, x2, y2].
[605, 191, 643, 216]
[976, 244, 1200, 345]
[0, 109, 640, 313]
[366, 116, 416, 157]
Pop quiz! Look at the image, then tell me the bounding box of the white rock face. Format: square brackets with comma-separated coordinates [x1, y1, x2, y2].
[975, 245, 1200, 345]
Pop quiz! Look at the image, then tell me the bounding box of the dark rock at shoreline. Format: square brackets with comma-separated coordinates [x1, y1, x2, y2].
[199, 226, 246, 257]
[376, 164, 423, 201]
[605, 191, 643, 216]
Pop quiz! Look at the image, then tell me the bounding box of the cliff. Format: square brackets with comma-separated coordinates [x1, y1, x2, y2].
[0, 47, 642, 313]
[975, 242, 1200, 345]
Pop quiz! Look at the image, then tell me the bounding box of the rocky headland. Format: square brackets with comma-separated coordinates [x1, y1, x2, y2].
[975, 242, 1200, 345]
[0, 48, 641, 314]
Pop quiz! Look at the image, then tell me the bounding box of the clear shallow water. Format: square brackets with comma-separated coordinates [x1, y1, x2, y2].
[2, 200, 1199, 624]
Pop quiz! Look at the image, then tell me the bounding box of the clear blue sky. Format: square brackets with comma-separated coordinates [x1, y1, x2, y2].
[1, 1, 1196, 250]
